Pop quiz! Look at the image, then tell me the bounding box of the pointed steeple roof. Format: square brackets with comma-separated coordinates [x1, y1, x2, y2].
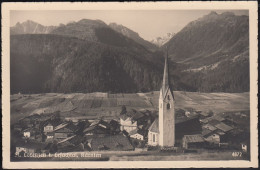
[162, 49, 169, 90]
[161, 48, 174, 99]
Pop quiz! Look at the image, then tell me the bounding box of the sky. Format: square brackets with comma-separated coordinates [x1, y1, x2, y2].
[10, 10, 248, 41]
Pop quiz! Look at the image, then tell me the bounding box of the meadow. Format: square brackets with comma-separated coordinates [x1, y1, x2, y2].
[11, 91, 249, 124]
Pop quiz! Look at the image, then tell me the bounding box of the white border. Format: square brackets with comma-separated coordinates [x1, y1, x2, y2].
[2, 1, 258, 168]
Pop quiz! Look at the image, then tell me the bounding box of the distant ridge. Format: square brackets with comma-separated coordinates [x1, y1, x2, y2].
[10, 12, 249, 93]
[11, 20, 57, 34]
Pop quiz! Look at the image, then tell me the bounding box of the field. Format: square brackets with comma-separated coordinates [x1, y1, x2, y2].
[10, 91, 249, 124]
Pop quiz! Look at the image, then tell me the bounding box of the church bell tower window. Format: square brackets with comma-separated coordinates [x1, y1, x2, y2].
[167, 103, 171, 109]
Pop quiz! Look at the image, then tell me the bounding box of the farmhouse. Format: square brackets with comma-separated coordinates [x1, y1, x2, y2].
[129, 129, 144, 141]
[53, 123, 78, 141]
[182, 134, 206, 149]
[214, 122, 233, 132]
[120, 113, 138, 133]
[15, 141, 45, 156]
[89, 134, 134, 151]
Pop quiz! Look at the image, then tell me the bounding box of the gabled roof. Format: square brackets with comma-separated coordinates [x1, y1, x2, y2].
[53, 123, 78, 132]
[201, 128, 212, 137]
[183, 134, 205, 143]
[214, 122, 233, 132]
[203, 124, 217, 131]
[120, 109, 145, 122]
[200, 112, 210, 117]
[212, 115, 225, 122]
[54, 123, 68, 131]
[46, 132, 54, 136]
[208, 119, 220, 126]
[90, 134, 133, 151]
[128, 129, 144, 136]
[57, 135, 76, 144]
[148, 118, 159, 133]
[119, 114, 129, 121]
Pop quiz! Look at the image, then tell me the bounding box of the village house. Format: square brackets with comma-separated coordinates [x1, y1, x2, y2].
[23, 129, 31, 138]
[203, 123, 217, 131]
[44, 123, 54, 133]
[214, 122, 233, 133]
[182, 134, 206, 149]
[203, 131, 221, 144]
[129, 129, 144, 141]
[15, 141, 45, 156]
[13, 123, 23, 132]
[53, 123, 78, 141]
[108, 119, 121, 134]
[199, 111, 211, 119]
[120, 114, 138, 133]
[22, 127, 40, 140]
[119, 109, 146, 133]
[83, 119, 111, 136]
[89, 134, 134, 151]
[46, 132, 54, 140]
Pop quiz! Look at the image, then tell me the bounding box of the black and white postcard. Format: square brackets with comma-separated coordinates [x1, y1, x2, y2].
[2, 1, 258, 168]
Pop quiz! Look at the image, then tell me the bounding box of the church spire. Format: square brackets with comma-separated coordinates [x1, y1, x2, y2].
[162, 47, 170, 96]
[162, 48, 169, 88]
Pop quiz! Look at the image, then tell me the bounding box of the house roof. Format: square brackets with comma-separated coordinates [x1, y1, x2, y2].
[119, 114, 129, 121]
[203, 124, 217, 131]
[54, 123, 68, 131]
[57, 135, 76, 144]
[90, 134, 133, 151]
[183, 134, 205, 143]
[208, 119, 220, 126]
[128, 129, 144, 136]
[214, 122, 233, 132]
[200, 112, 209, 117]
[120, 109, 145, 122]
[46, 132, 54, 136]
[201, 128, 212, 137]
[53, 122, 78, 132]
[148, 118, 159, 133]
[212, 115, 225, 122]
[148, 115, 201, 134]
[83, 125, 97, 133]
[175, 115, 200, 124]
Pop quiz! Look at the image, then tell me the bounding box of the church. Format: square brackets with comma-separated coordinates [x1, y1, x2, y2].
[148, 52, 202, 147]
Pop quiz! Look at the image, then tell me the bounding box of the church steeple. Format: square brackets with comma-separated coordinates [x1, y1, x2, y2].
[162, 49, 169, 92]
[161, 48, 173, 99]
[158, 47, 175, 147]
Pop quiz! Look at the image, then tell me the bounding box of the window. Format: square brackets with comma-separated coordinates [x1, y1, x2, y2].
[153, 134, 155, 142]
[168, 95, 170, 100]
[167, 103, 171, 109]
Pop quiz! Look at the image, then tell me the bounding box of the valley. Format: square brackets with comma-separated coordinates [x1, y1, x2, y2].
[11, 91, 249, 124]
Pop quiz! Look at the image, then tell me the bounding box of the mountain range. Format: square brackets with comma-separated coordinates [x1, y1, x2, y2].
[10, 20, 57, 34]
[10, 11, 249, 94]
[150, 32, 175, 47]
